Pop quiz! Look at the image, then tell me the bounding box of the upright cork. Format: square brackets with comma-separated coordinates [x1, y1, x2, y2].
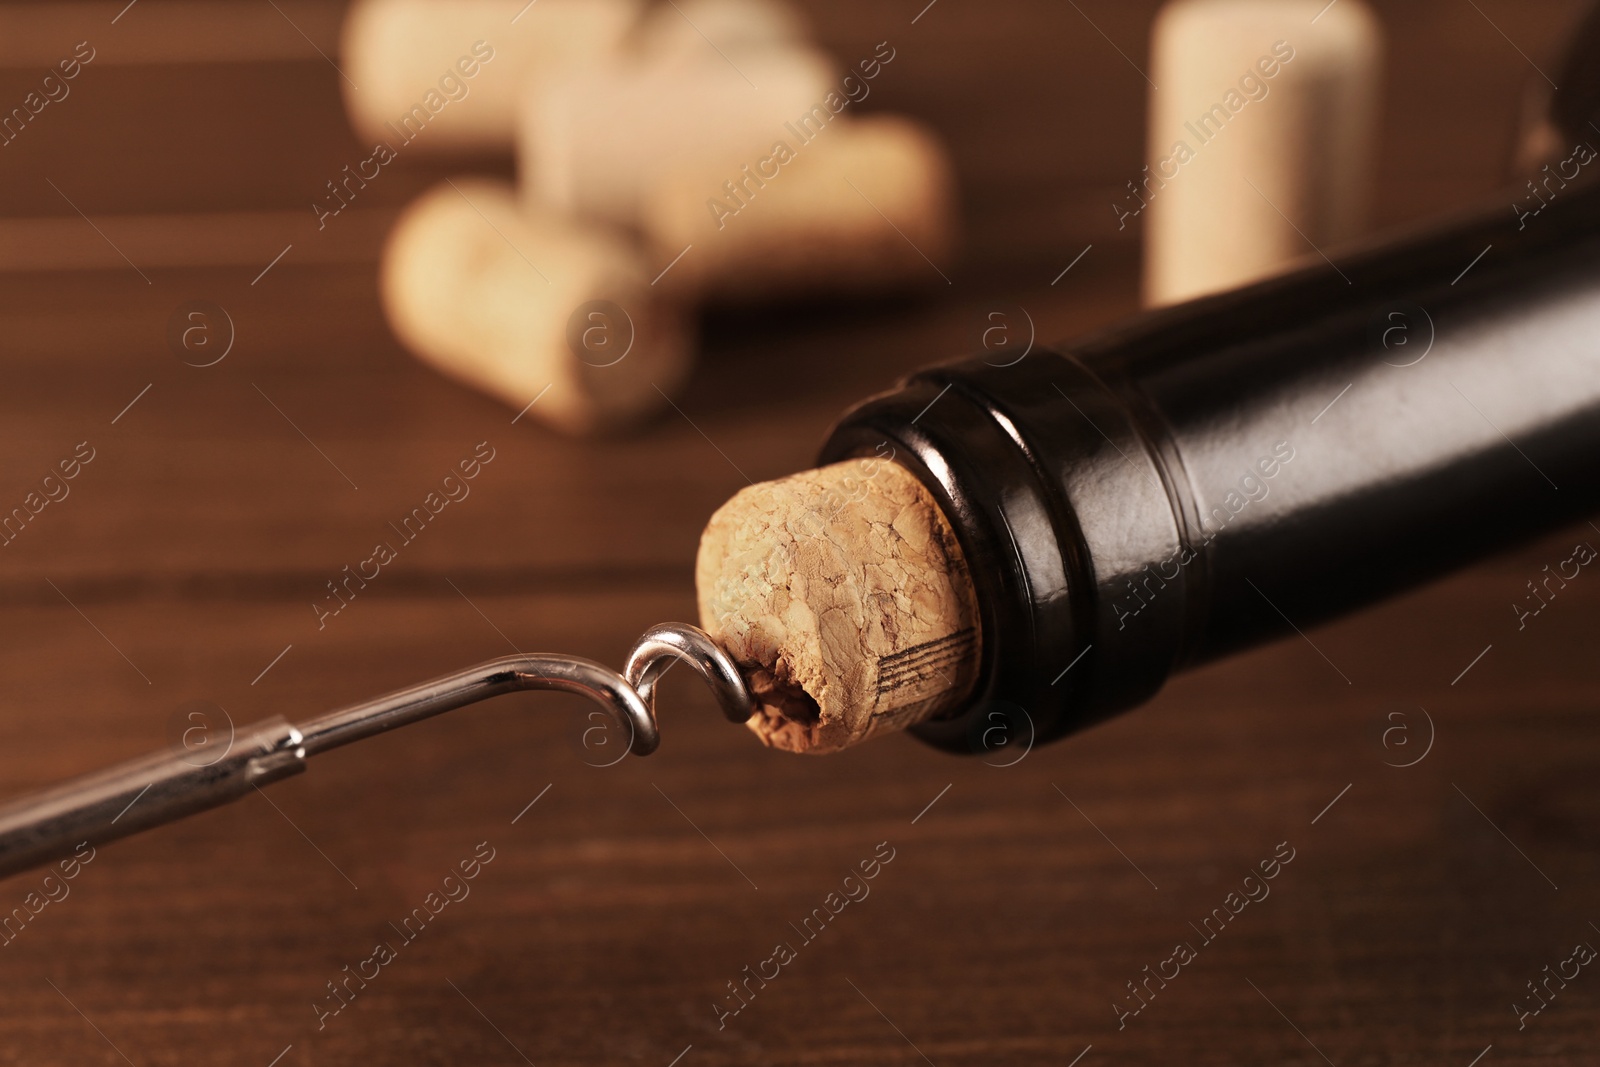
[1142, 0, 1383, 306]
[696, 457, 982, 753]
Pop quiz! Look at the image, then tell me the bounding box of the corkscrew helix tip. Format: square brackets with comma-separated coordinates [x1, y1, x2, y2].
[626, 622, 756, 731]
[0, 622, 755, 882]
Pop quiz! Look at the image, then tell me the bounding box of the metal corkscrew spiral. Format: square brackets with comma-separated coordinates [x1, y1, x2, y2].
[0, 623, 754, 882]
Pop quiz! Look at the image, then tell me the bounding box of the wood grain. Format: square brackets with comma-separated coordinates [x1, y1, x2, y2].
[0, 2, 1595, 1064]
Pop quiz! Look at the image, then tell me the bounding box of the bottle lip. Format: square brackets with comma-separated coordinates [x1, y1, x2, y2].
[820, 351, 1193, 754]
[820, 384, 1040, 755]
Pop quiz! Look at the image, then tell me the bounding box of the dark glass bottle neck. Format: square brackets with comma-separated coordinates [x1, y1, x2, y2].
[822, 183, 1600, 753]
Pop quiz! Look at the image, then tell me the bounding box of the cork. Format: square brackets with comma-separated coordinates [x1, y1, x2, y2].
[519, 47, 837, 226]
[340, 0, 641, 153]
[696, 458, 981, 753]
[636, 0, 808, 62]
[642, 114, 957, 301]
[380, 178, 692, 434]
[1141, 0, 1383, 306]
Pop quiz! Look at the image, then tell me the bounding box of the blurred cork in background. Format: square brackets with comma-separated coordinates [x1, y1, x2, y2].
[348, 0, 958, 434]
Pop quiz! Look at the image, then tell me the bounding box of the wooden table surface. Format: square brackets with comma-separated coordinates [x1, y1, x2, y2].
[1, 1, 1598, 1064]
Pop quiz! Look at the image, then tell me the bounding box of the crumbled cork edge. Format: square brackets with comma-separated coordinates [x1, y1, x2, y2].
[695, 457, 981, 753]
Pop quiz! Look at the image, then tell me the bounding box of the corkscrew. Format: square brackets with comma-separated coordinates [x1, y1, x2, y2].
[0, 623, 753, 882]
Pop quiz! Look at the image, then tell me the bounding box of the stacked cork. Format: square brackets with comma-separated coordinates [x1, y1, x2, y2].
[343, 0, 957, 434]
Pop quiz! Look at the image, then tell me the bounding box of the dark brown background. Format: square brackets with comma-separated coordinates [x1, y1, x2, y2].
[0, 0, 1597, 1064]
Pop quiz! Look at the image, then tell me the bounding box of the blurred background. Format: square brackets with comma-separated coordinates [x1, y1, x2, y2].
[0, 0, 1575, 283]
[1, 1, 1598, 1065]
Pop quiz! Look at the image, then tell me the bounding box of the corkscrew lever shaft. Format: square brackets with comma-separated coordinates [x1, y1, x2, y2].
[0, 623, 752, 882]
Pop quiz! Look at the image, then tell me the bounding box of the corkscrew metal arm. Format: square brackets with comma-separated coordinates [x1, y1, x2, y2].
[0, 623, 752, 882]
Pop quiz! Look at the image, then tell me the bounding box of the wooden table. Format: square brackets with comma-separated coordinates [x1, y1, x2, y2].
[0, 1, 1596, 1063]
